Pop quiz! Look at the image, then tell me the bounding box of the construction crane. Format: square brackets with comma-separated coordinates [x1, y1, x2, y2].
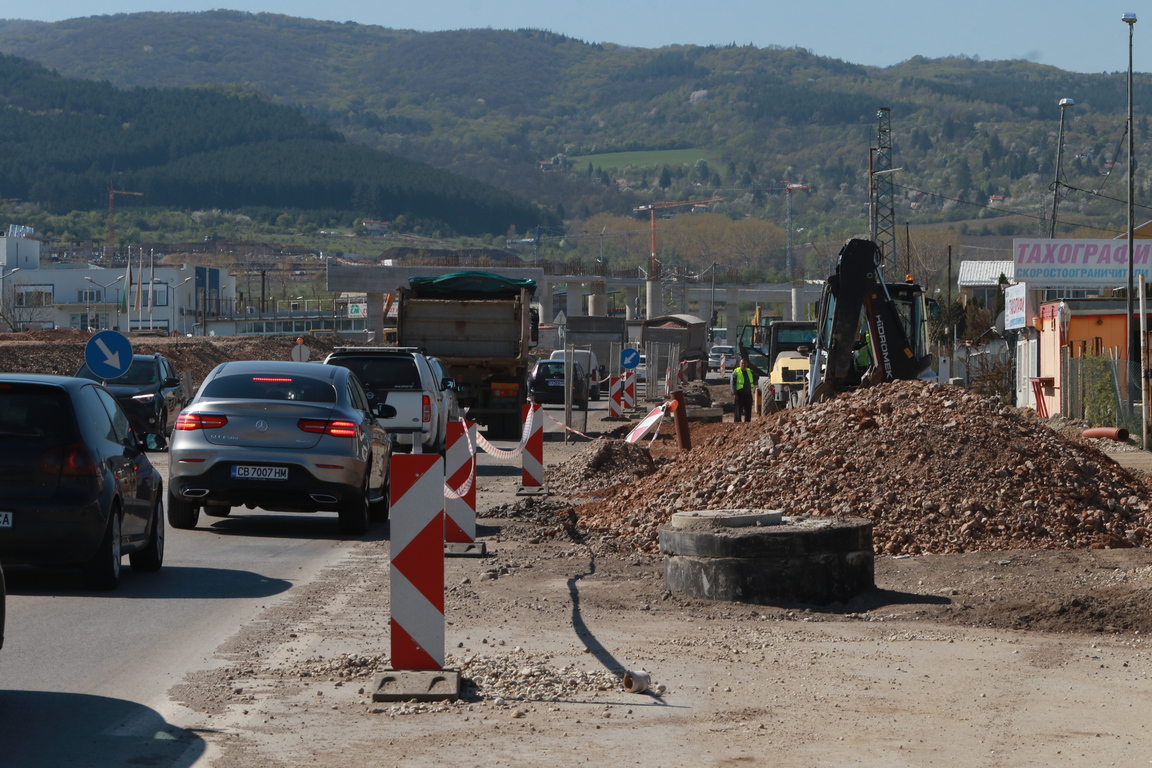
[633, 197, 723, 319]
[107, 184, 144, 258]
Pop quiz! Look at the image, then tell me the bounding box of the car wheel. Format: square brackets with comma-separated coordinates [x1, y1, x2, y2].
[130, 496, 165, 572]
[83, 506, 122, 590]
[203, 504, 232, 517]
[338, 478, 370, 536]
[167, 489, 200, 530]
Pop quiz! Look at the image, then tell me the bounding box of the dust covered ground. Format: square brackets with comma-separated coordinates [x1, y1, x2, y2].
[5, 334, 1152, 765]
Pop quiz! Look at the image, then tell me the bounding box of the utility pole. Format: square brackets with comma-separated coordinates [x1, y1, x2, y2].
[873, 107, 897, 265]
[784, 182, 810, 321]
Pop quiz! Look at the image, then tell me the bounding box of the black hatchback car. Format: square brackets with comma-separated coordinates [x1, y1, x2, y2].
[76, 353, 187, 443]
[529, 359, 589, 407]
[0, 374, 165, 589]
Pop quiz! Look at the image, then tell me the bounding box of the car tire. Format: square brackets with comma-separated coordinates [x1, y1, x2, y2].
[203, 504, 232, 517]
[339, 479, 370, 536]
[130, 496, 165, 573]
[168, 490, 200, 530]
[83, 507, 122, 590]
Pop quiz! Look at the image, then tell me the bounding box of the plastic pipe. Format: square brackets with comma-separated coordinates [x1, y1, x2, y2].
[1082, 427, 1129, 441]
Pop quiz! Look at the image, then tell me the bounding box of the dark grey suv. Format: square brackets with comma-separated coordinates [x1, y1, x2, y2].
[76, 352, 187, 444]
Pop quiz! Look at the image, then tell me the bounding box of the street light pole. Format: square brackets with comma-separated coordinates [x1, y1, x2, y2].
[1124, 12, 1138, 413]
[1050, 98, 1075, 238]
[85, 274, 123, 331]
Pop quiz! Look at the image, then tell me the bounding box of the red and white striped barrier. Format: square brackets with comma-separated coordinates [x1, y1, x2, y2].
[626, 403, 668, 444]
[389, 453, 446, 671]
[444, 419, 478, 546]
[608, 375, 623, 418]
[622, 370, 635, 410]
[517, 401, 548, 494]
[664, 367, 672, 397]
[720, 356, 727, 375]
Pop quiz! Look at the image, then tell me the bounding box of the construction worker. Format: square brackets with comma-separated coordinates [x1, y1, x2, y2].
[730, 357, 755, 422]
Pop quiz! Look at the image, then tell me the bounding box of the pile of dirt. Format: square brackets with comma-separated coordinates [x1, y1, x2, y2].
[546, 439, 660, 495]
[0, 332, 348, 386]
[574, 379, 1152, 556]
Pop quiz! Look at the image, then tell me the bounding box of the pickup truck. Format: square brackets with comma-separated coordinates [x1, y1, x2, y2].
[322, 347, 456, 453]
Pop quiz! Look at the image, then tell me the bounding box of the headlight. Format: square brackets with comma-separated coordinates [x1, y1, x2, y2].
[132, 393, 157, 404]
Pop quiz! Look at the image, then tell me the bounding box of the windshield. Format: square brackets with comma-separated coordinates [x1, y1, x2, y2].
[77, 357, 159, 386]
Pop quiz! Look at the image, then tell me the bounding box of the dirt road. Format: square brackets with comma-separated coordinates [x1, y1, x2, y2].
[170, 431, 1152, 768]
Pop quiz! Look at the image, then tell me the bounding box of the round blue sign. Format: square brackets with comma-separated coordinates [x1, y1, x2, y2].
[621, 348, 640, 370]
[84, 330, 134, 380]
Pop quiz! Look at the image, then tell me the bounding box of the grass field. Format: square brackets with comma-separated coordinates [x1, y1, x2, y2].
[569, 148, 715, 171]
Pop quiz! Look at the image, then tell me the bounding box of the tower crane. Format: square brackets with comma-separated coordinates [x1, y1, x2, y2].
[107, 184, 144, 259]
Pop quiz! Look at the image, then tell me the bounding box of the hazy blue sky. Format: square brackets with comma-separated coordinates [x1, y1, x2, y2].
[9, 1, 1150, 75]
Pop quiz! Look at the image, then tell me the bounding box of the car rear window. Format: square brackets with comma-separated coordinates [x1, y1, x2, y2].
[0, 383, 76, 440]
[329, 357, 421, 389]
[76, 357, 159, 385]
[200, 374, 337, 403]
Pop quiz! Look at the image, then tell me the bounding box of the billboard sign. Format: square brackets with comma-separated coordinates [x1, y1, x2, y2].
[1004, 283, 1030, 330]
[1013, 238, 1152, 287]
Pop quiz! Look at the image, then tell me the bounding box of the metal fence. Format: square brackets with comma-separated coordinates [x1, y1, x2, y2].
[1062, 350, 1141, 438]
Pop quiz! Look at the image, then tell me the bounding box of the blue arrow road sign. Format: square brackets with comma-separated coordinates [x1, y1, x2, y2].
[621, 348, 640, 370]
[84, 331, 134, 380]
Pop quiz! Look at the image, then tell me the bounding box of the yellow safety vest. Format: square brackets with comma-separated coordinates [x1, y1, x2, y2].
[734, 368, 753, 390]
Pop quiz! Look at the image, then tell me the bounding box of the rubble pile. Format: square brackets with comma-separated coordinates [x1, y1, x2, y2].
[574, 380, 1152, 556]
[548, 439, 659, 495]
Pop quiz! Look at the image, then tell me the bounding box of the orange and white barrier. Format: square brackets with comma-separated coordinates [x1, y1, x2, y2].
[608, 375, 623, 417]
[444, 420, 477, 545]
[389, 453, 446, 670]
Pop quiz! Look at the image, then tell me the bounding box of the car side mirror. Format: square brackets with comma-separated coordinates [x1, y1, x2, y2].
[374, 403, 398, 419]
[144, 433, 165, 451]
[163, 377, 181, 387]
[441, 377, 454, 391]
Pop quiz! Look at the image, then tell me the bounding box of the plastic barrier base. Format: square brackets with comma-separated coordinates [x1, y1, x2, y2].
[371, 669, 461, 702]
[445, 541, 488, 557]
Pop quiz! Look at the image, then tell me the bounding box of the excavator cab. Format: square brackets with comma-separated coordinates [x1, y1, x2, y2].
[805, 238, 934, 404]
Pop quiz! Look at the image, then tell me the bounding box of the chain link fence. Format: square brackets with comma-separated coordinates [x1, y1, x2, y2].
[1062, 350, 1142, 440]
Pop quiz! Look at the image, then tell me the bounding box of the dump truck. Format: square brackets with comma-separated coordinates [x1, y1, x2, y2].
[396, 271, 538, 438]
[640, 314, 708, 381]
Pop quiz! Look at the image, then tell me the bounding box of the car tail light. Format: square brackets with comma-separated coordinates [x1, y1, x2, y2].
[298, 418, 358, 437]
[176, 413, 229, 430]
[422, 395, 432, 423]
[40, 443, 99, 476]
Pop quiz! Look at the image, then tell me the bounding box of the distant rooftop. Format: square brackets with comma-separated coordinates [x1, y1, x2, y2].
[957, 260, 1014, 288]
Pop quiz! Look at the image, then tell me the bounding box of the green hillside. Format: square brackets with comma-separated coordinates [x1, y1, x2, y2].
[1, 11, 1148, 245]
[0, 51, 556, 237]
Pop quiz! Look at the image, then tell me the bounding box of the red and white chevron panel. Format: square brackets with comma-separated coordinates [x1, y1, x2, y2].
[389, 453, 446, 671]
[521, 401, 544, 489]
[608, 375, 623, 418]
[622, 370, 635, 410]
[444, 419, 477, 543]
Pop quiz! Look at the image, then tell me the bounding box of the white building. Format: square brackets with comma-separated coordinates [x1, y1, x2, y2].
[0, 229, 235, 335]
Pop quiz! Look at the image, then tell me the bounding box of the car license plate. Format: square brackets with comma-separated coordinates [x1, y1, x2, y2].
[0, 511, 11, 527]
[547, 379, 563, 386]
[231, 465, 288, 480]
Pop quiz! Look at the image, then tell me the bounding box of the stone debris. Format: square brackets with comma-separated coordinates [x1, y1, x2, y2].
[574, 380, 1152, 556]
[547, 438, 661, 495]
[276, 649, 622, 716]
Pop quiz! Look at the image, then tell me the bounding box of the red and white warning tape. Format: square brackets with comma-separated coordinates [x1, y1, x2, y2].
[474, 407, 533, 463]
[443, 418, 477, 501]
[539, 408, 598, 440]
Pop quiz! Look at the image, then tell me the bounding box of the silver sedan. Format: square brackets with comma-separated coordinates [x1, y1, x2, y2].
[166, 360, 389, 535]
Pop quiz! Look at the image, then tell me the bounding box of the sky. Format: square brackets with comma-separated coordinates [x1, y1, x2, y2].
[7, 1, 1152, 75]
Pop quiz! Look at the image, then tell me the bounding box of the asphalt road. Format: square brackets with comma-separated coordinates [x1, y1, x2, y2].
[0, 451, 364, 768]
[0, 398, 618, 768]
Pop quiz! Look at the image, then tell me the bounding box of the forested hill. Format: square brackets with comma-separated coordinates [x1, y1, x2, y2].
[0, 53, 555, 236]
[1, 11, 1151, 237]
